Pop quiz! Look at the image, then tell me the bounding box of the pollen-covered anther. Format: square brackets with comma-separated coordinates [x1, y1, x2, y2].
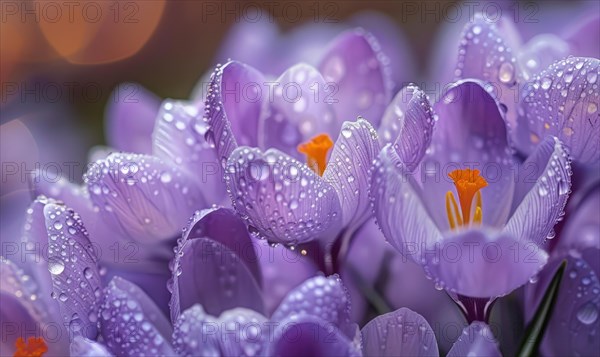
[14, 337, 48, 357]
[446, 168, 488, 227]
[297, 133, 334, 176]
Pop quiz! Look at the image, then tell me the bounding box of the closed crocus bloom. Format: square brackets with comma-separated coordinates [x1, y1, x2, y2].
[1, 196, 106, 356]
[204, 29, 394, 250]
[371, 79, 572, 321]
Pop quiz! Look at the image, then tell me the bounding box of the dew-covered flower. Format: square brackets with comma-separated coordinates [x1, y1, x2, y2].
[455, 14, 600, 167]
[371, 79, 572, 310]
[360, 307, 501, 356]
[203, 29, 397, 248]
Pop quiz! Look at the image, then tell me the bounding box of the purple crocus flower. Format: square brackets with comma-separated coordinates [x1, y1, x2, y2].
[455, 14, 599, 166]
[525, 183, 599, 356]
[371, 78, 572, 316]
[361, 307, 502, 356]
[202, 29, 393, 255]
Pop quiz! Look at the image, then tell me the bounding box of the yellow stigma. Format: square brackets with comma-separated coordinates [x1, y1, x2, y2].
[446, 168, 487, 229]
[297, 134, 334, 176]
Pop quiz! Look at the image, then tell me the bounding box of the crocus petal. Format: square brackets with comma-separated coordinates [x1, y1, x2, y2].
[204, 61, 264, 163]
[43, 202, 102, 339]
[447, 322, 501, 357]
[254, 240, 318, 316]
[505, 136, 571, 246]
[153, 99, 225, 203]
[516, 57, 600, 165]
[169, 208, 263, 321]
[260, 63, 336, 159]
[425, 228, 548, 298]
[170, 237, 264, 321]
[318, 29, 392, 130]
[173, 304, 268, 357]
[105, 83, 161, 154]
[70, 336, 114, 357]
[517, 34, 570, 80]
[225, 147, 342, 245]
[377, 85, 435, 171]
[361, 307, 439, 357]
[100, 277, 174, 357]
[563, 14, 600, 58]
[456, 14, 522, 128]
[558, 185, 600, 251]
[0, 119, 38, 196]
[271, 275, 354, 339]
[371, 145, 442, 260]
[526, 248, 600, 356]
[427, 80, 515, 228]
[84, 153, 205, 243]
[269, 315, 361, 357]
[323, 119, 380, 227]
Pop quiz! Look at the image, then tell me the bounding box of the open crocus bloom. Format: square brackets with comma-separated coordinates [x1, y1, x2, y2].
[372, 79, 572, 301]
[203, 29, 395, 246]
[456, 14, 600, 166]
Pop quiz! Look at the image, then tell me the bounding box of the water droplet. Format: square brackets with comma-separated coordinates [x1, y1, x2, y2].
[48, 258, 65, 275]
[472, 25, 481, 35]
[498, 62, 514, 84]
[587, 102, 598, 114]
[347, 175, 355, 183]
[83, 267, 93, 279]
[160, 172, 172, 183]
[541, 77, 552, 90]
[341, 129, 352, 138]
[577, 302, 598, 325]
[586, 72, 597, 84]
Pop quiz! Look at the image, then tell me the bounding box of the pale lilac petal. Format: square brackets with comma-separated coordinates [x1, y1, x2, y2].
[517, 34, 569, 79]
[100, 277, 174, 357]
[0, 120, 38, 196]
[425, 228, 548, 298]
[105, 83, 161, 154]
[526, 248, 600, 356]
[173, 305, 268, 357]
[70, 336, 114, 357]
[271, 275, 354, 339]
[371, 145, 442, 260]
[269, 315, 361, 357]
[225, 147, 342, 245]
[260, 64, 337, 159]
[377, 85, 435, 171]
[152, 100, 225, 203]
[84, 153, 205, 243]
[319, 29, 392, 130]
[361, 307, 439, 357]
[426, 80, 515, 228]
[558, 185, 600, 251]
[204, 61, 264, 163]
[43, 202, 102, 339]
[323, 119, 380, 227]
[170, 238, 263, 322]
[516, 58, 600, 165]
[447, 322, 501, 357]
[456, 14, 522, 128]
[254, 240, 318, 316]
[505, 137, 571, 246]
[563, 15, 600, 58]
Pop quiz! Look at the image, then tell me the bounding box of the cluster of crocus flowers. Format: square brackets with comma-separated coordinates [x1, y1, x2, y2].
[0, 6, 598, 357]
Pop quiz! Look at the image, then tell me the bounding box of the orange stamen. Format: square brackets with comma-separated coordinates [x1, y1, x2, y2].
[447, 169, 488, 225]
[14, 337, 48, 357]
[297, 134, 334, 176]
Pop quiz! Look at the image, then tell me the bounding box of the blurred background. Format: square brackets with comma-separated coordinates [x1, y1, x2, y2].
[1, 0, 595, 157]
